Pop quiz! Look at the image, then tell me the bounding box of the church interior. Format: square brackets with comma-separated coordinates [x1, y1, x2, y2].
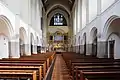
[0, 0, 120, 80]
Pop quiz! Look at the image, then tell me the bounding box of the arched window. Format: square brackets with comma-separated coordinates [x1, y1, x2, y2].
[50, 13, 67, 26]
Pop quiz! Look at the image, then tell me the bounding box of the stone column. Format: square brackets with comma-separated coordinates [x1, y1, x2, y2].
[76, 45, 79, 53]
[33, 41, 37, 54]
[97, 41, 108, 58]
[23, 24, 32, 56]
[23, 43, 30, 56]
[9, 38, 20, 58]
[27, 0, 32, 56]
[9, 14, 20, 58]
[86, 44, 92, 55]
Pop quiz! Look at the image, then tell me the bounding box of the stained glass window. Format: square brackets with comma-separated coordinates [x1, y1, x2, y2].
[50, 13, 67, 26]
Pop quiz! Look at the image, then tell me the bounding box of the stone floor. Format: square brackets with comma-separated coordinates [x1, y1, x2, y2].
[51, 54, 72, 80]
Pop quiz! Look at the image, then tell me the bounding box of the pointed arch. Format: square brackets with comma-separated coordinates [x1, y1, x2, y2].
[19, 27, 27, 44]
[82, 33, 86, 55]
[0, 15, 14, 38]
[105, 16, 120, 59]
[19, 27, 27, 56]
[90, 27, 97, 42]
[90, 27, 98, 56]
[103, 15, 120, 36]
[0, 15, 14, 59]
[46, 4, 70, 16]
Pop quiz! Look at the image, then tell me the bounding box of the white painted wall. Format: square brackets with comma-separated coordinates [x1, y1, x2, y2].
[88, 0, 97, 22]
[74, 0, 116, 31]
[76, 0, 120, 42]
[75, 0, 120, 58]
[82, 0, 86, 28]
[0, 0, 42, 34]
[101, 0, 115, 12]
[0, 0, 43, 58]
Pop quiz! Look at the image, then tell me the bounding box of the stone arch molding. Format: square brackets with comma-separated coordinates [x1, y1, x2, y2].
[90, 27, 97, 43]
[34, 33, 41, 46]
[0, 15, 14, 59]
[107, 32, 120, 41]
[19, 27, 27, 44]
[0, 15, 14, 38]
[103, 15, 120, 37]
[103, 16, 120, 59]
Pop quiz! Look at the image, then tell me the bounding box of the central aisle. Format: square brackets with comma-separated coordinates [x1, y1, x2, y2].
[51, 54, 72, 80]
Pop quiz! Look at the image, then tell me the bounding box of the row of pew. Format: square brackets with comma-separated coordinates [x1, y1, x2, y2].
[62, 52, 120, 80]
[0, 52, 56, 80]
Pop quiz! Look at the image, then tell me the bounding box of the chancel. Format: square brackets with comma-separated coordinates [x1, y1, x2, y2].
[0, 0, 120, 80]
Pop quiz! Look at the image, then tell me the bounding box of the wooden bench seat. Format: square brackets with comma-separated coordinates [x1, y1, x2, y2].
[0, 61, 47, 75]
[67, 58, 120, 70]
[0, 70, 37, 80]
[71, 62, 120, 76]
[3, 57, 50, 68]
[75, 65, 120, 80]
[0, 52, 56, 80]
[61, 52, 120, 80]
[0, 61, 47, 76]
[0, 65, 42, 80]
[80, 71, 120, 80]
[71, 62, 120, 70]
[2, 52, 56, 69]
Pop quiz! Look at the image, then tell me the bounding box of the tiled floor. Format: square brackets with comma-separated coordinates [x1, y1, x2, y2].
[51, 54, 72, 80]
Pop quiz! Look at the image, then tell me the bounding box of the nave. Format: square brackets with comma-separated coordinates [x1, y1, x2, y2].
[51, 54, 72, 80]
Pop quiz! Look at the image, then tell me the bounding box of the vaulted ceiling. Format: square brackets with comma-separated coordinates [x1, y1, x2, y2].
[42, 0, 75, 13]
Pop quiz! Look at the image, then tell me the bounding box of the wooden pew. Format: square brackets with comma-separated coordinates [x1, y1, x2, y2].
[62, 52, 120, 68]
[0, 66, 42, 80]
[0, 52, 56, 80]
[0, 70, 37, 80]
[0, 52, 56, 75]
[75, 65, 120, 80]
[71, 62, 120, 77]
[79, 71, 120, 80]
[61, 52, 120, 80]
[0, 61, 47, 77]
[2, 52, 56, 69]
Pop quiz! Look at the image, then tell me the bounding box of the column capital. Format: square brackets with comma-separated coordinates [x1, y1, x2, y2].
[10, 34, 19, 42]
